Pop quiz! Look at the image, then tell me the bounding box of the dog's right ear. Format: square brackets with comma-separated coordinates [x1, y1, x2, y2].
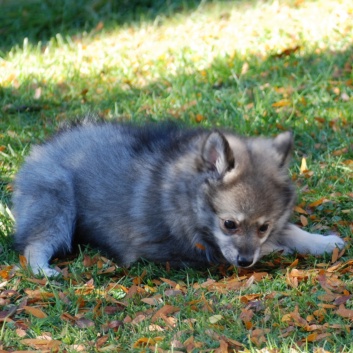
[201, 131, 235, 176]
[272, 131, 293, 168]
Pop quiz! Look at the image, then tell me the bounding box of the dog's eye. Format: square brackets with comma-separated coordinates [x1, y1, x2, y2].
[258, 224, 269, 234]
[224, 220, 238, 231]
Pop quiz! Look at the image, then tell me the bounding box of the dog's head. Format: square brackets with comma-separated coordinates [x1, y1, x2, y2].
[198, 130, 296, 267]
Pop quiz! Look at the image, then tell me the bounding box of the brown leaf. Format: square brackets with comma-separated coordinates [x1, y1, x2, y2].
[61, 312, 77, 323]
[141, 297, 161, 306]
[239, 293, 262, 304]
[214, 339, 228, 353]
[222, 335, 244, 348]
[306, 332, 318, 342]
[333, 295, 352, 306]
[133, 337, 163, 348]
[336, 304, 353, 320]
[160, 277, 178, 288]
[94, 21, 104, 31]
[240, 308, 254, 326]
[205, 330, 244, 348]
[183, 336, 203, 353]
[332, 147, 348, 156]
[131, 314, 146, 325]
[69, 343, 87, 351]
[124, 285, 139, 299]
[132, 269, 147, 285]
[97, 266, 116, 275]
[314, 117, 326, 124]
[331, 247, 339, 263]
[289, 259, 299, 268]
[272, 99, 291, 108]
[148, 324, 165, 332]
[273, 45, 301, 58]
[250, 328, 270, 346]
[286, 272, 298, 288]
[58, 291, 71, 305]
[101, 320, 124, 332]
[164, 289, 183, 297]
[96, 335, 109, 348]
[83, 254, 98, 267]
[19, 255, 27, 268]
[195, 114, 205, 123]
[16, 328, 27, 337]
[289, 306, 308, 328]
[0, 307, 17, 323]
[76, 317, 95, 328]
[151, 305, 180, 323]
[304, 332, 332, 343]
[309, 198, 329, 208]
[23, 306, 47, 319]
[21, 338, 61, 349]
[300, 215, 308, 227]
[294, 206, 307, 215]
[26, 278, 48, 286]
[317, 293, 337, 302]
[25, 289, 55, 300]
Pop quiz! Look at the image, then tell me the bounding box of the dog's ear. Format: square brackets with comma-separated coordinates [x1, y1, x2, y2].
[272, 131, 293, 168]
[202, 131, 235, 176]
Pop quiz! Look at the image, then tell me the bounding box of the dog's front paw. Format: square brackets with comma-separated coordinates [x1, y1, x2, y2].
[30, 265, 62, 278]
[311, 234, 345, 255]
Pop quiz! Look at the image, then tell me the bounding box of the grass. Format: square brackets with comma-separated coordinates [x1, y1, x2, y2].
[0, 0, 353, 351]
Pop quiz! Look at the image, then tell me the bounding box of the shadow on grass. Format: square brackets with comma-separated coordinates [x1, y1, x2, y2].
[0, 0, 204, 52]
[0, 0, 323, 52]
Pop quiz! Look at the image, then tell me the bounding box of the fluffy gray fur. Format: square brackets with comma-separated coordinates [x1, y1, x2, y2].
[12, 122, 345, 276]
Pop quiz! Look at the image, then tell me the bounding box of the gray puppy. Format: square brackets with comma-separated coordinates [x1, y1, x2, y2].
[12, 122, 345, 276]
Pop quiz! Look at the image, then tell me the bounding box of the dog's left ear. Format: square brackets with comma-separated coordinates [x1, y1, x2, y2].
[272, 131, 293, 168]
[202, 131, 235, 176]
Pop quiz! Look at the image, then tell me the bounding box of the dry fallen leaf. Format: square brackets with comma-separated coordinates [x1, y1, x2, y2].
[272, 99, 291, 108]
[131, 314, 146, 325]
[209, 314, 223, 324]
[309, 198, 329, 208]
[294, 206, 307, 214]
[300, 157, 308, 174]
[21, 338, 61, 349]
[141, 297, 161, 306]
[19, 255, 27, 269]
[214, 339, 228, 353]
[23, 306, 47, 319]
[151, 305, 180, 323]
[300, 215, 308, 227]
[273, 45, 301, 58]
[336, 304, 353, 320]
[133, 336, 164, 348]
[76, 317, 95, 328]
[331, 247, 339, 263]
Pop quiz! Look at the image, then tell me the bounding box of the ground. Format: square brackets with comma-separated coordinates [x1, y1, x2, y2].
[0, 0, 352, 352]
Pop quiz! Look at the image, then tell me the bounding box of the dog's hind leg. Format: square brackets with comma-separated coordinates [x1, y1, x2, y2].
[13, 166, 76, 277]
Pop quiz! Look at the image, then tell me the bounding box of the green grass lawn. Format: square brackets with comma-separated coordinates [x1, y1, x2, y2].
[0, 0, 352, 352]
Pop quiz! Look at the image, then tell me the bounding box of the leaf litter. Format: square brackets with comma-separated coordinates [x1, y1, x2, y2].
[0, 243, 352, 352]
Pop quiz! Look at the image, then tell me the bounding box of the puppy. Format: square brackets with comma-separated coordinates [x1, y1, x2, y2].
[12, 122, 345, 276]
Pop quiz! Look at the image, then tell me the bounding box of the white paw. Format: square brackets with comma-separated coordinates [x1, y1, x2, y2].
[24, 243, 60, 278]
[30, 264, 61, 278]
[310, 234, 345, 255]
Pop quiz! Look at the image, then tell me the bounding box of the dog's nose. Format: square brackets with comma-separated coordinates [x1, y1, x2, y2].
[237, 255, 253, 268]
